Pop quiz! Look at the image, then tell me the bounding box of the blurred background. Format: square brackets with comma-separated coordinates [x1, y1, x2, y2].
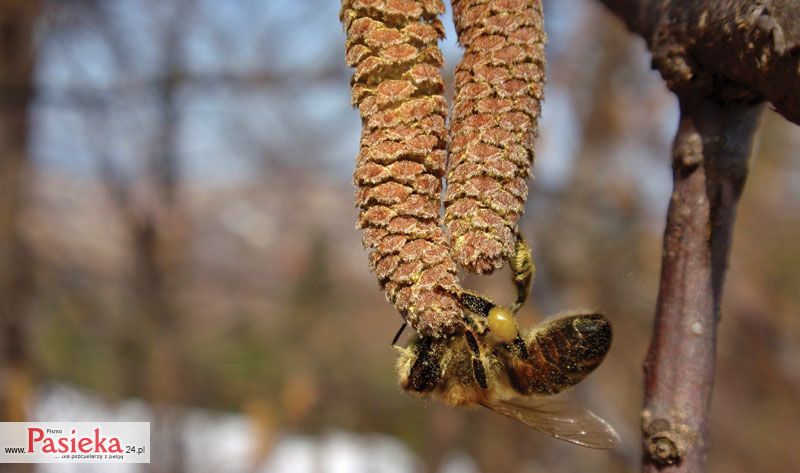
[1, 0, 799, 472]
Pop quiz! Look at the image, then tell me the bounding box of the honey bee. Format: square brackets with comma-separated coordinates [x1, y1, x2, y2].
[394, 237, 619, 448]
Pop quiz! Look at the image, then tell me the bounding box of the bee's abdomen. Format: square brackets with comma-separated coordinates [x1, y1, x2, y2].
[507, 313, 612, 395]
[444, 0, 546, 274]
[341, 0, 464, 336]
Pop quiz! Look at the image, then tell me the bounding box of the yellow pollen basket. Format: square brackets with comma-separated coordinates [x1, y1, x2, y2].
[487, 306, 518, 343]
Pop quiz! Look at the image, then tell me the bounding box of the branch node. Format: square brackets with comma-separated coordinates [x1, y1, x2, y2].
[671, 118, 703, 169]
[643, 416, 689, 467]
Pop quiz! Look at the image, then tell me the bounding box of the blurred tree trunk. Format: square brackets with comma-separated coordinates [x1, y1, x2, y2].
[94, 1, 191, 470]
[0, 0, 39, 428]
[137, 4, 190, 473]
[135, 29, 187, 473]
[595, 1, 799, 472]
[0, 2, 39, 473]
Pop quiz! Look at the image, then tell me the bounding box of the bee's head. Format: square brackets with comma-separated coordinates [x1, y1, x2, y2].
[397, 336, 444, 394]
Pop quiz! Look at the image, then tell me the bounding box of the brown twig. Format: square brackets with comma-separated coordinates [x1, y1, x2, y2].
[642, 98, 761, 471]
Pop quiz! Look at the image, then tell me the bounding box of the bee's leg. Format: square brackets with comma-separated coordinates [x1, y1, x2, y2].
[461, 312, 489, 388]
[458, 290, 494, 317]
[391, 322, 407, 346]
[509, 234, 535, 314]
[464, 330, 488, 389]
[407, 336, 441, 392]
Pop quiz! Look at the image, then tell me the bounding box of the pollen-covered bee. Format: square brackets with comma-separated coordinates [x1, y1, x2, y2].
[394, 237, 619, 449]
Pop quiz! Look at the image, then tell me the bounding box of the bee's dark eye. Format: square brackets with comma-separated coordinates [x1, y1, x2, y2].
[407, 337, 441, 392]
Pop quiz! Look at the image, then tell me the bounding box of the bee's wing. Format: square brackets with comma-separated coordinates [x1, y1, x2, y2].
[479, 397, 620, 449]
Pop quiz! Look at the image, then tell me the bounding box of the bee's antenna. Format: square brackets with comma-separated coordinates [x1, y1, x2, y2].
[391, 323, 407, 346]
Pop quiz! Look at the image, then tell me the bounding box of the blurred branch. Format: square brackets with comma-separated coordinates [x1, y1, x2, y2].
[33, 65, 347, 108]
[593, 0, 657, 39]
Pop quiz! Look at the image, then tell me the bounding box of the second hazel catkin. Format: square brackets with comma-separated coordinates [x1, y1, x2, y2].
[445, 0, 546, 274]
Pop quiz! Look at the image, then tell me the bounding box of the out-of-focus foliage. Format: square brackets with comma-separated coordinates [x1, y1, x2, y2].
[1, 0, 798, 472]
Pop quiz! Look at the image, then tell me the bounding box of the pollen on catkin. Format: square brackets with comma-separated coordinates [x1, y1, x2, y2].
[444, 0, 546, 274]
[341, 0, 464, 337]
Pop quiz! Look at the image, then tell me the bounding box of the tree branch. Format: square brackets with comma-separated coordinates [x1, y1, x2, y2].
[642, 98, 761, 472]
[589, 1, 796, 471]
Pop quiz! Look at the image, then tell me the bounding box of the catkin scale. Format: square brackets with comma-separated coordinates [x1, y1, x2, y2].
[445, 0, 546, 274]
[342, 0, 464, 337]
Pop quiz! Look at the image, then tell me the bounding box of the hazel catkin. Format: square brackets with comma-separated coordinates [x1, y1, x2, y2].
[445, 0, 546, 274]
[342, 0, 464, 337]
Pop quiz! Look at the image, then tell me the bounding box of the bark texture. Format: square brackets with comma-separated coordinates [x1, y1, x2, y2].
[342, 0, 465, 337]
[599, 0, 800, 126]
[444, 0, 545, 274]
